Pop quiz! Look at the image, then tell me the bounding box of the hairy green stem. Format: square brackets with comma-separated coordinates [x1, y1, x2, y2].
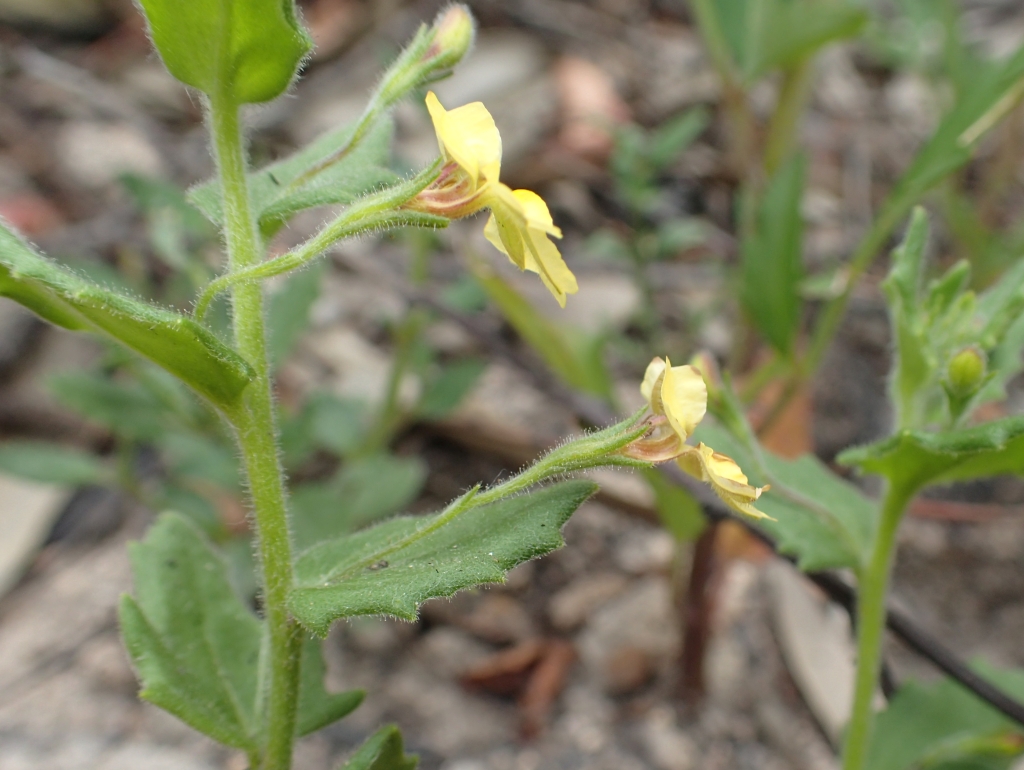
[209, 93, 300, 770]
[842, 482, 913, 770]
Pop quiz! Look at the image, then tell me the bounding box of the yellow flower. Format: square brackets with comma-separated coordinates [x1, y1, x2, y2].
[677, 443, 772, 521]
[625, 355, 772, 520]
[412, 92, 578, 307]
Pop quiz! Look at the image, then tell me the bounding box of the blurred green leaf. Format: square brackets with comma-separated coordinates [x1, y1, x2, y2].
[339, 725, 417, 770]
[649, 108, 709, 169]
[190, 117, 395, 238]
[49, 372, 170, 441]
[291, 454, 427, 550]
[472, 265, 612, 399]
[644, 468, 706, 542]
[694, 420, 875, 571]
[0, 441, 107, 486]
[867, 665, 1024, 770]
[267, 262, 325, 370]
[741, 153, 806, 356]
[417, 358, 486, 419]
[281, 393, 366, 468]
[0, 223, 254, 409]
[159, 432, 240, 490]
[839, 415, 1024, 495]
[119, 513, 263, 750]
[290, 480, 597, 635]
[136, 0, 311, 104]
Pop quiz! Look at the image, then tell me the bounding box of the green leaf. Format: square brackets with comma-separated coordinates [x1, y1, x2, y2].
[280, 393, 366, 468]
[137, 0, 311, 104]
[289, 480, 597, 635]
[339, 725, 417, 770]
[879, 46, 1024, 236]
[867, 666, 1024, 770]
[644, 468, 706, 542]
[839, 415, 1024, 495]
[745, 0, 867, 80]
[0, 223, 254, 409]
[693, 420, 875, 570]
[119, 513, 263, 750]
[472, 266, 611, 398]
[0, 441, 107, 486]
[649, 108, 709, 169]
[291, 454, 427, 550]
[297, 635, 364, 737]
[189, 117, 395, 238]
[159, 432, 240, 490]
[417, 358, 487, 419]
[267, 261, 325, 370]
[741, 153, 806, 355]
[49, 372, 172, 441]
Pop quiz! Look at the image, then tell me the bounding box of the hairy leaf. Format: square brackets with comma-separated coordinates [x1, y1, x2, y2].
[339, 725, 417, 770]
[694, 421, 875, 571]
[289, 481, 597, 635]
[839, 415, 1024, 494]
[297, 635, 364, 737]
[189, 117, 395, 237]
[119, 514, 263, 750]
[0, 223, 253, 409]
[137, 0, 311, 104]
[867, 666, 1024, 770]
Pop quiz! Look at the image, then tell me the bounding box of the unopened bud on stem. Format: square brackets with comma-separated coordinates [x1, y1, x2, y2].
[946, 346, 986, 399]
[425, 5, 475, 72]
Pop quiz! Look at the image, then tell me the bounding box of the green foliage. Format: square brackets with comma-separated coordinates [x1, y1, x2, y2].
[136, 0, 311, 104]
[693, 420, 875, 571]
[119, 513, 265, 750]
[867, 667, 1024, 770]
[120, 514, 363, 750]
[0, 441, 108, 486]
[740, 153, 806, 356]
[417, 358, 487, 419]
[291, 454, 427, 551]
[189, 117, 396, 239]
[49, 371, 174, 441]
[839, 415, 1024, 496]
[339, 725, 418, 770]
[472, 265, 612, 399]
[700, 0, 867, 82]
[0, 223, 253, 409]
[644, 468, 706, 542]
[290, 480, 598, 635]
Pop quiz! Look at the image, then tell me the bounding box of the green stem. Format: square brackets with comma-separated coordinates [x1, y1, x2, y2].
[209, 93, 300, 770]
[763, 58, 813, 177]
[842, 481, 914, 770]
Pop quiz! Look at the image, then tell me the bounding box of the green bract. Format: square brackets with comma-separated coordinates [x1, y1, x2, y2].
[0, 222, 253, 409]
[137, 0, 312, 104]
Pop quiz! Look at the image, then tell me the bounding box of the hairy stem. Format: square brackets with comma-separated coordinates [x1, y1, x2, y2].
[209, 93, 300, 770]
[842, 482, 913, 770]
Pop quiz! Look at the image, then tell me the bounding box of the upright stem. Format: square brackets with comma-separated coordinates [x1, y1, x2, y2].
[209, 93, 301, 770]
[842, 482, 913, 770]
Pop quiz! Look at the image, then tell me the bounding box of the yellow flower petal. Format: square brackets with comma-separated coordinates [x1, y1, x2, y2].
[641, 357, 667, 409]
[660, 359, 707, 441]
[678, 443, 772, 520]
[425, 91, 501, 186]
[511, 188, 562, 239]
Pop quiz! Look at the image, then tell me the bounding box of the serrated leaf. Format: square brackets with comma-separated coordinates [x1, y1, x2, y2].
[339, 725, 417, 770]
[0, 441, 107, 486]
[693, 421, 875, 570]
[0, 222, 253, 408]
[838, 415, 1024, 494]
[740, 153, 806, 355]
[289, 480, 598, 635]
[119, 513, 262, 750]
[867, 665, 1024, 770]
[291, 454, 427, 551]
[297, 635, 364, 737]
[137, 0, 311, 104]
[189, 117, 395, 237]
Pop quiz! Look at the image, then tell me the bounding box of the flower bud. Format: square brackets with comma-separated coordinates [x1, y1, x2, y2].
[946, 346, 986, 399]
[424, 5, 475, 73]
[688, 350, 722, 403]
